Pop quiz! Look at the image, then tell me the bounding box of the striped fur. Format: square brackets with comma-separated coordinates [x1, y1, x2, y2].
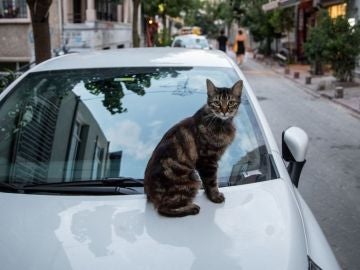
[144, 79, 243, 217]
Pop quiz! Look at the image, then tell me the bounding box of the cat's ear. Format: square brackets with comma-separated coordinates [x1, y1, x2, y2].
[206, 79, 217, 97]
[232, 80, 243, 98]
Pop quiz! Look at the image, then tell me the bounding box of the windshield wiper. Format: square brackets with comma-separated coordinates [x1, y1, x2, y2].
[1, 177, 144, 195]
[0, 182, 22, 192]
[24, 177, 144, 188]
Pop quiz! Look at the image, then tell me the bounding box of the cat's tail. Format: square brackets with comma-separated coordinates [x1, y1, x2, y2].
[157, 203, 200, 217]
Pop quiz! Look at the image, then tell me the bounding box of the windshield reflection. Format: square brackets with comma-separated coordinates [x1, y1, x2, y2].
[0, 67, 276, 189]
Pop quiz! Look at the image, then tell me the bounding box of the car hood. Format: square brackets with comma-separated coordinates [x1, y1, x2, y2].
[0, 180, 308, 270]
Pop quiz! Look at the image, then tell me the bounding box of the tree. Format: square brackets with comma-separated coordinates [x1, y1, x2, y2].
[305, 10, 360, 81]
[0, 70, 18, 93]
[325, 16, 360, 82]
[242, 5, 275, 55]
[26, 0, 52, 64]
[184, 2, 219, 37]
[143, 0, 199, 45]
[269, 8, 294, 58]
[304, 10, 332, 75]
[83, 67, 191, 114]
[132, 0, 141, 47]
[216, 1, 234, 33]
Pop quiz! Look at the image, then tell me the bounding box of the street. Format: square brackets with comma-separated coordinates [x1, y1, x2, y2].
[242, 58, 360, 270]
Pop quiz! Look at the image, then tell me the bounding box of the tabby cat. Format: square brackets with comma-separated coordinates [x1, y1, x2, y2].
[144, 79, 243, 217]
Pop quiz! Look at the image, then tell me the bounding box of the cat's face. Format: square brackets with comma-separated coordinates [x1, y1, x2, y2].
[206, 79, 243, 120]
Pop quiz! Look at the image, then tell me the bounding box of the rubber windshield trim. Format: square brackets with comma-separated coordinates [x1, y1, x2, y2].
[308, 255, 323, 270]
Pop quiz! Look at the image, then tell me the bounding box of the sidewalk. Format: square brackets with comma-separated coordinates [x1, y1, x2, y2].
[252, 54, 360, 116]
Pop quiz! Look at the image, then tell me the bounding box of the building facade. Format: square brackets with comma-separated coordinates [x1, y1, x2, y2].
[0, 0, 141, 71]
[347, 0, 360, 24]
[347, 0, 360, 76]
[0, 80, 122, 184]
[262, 0, 348, 61]
[62, 0, 142, 52]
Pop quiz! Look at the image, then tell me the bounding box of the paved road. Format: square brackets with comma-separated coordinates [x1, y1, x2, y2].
[242, 58, 360, 270]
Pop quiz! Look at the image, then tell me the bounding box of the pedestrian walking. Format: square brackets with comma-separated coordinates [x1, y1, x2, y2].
[234, 30, 246, 65]
[217, 29, 228, 52]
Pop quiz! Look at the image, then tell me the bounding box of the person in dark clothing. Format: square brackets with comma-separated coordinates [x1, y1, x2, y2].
[234, 30, 246, 65]
[217, 30, 228, 52]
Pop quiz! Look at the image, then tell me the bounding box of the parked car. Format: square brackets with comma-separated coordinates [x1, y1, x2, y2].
[171, 34, 211, 49]
[0, 48, 340, 270]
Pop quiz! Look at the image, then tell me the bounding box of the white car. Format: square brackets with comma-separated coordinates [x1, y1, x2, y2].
[171, 34, 211, 49]
[0, 48, 339, 270]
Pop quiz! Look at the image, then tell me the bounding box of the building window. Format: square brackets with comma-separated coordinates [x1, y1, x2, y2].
[73, 0, 86, 23]
[92, 141, 103, 180]
[0, 0, 27, 18]
[328, 3, 347, 19]
[65, 121, 82, 181]
[95, 0, 118, 21]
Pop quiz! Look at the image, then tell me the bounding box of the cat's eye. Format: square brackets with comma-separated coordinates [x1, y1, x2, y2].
[212, 101, 221, 107]
[228, 101, 237, 107]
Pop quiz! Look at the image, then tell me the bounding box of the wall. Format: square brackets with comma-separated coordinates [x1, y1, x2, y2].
[0, 22, 31, 62]
[64, 21, 132, 51]
[0, 0, 62, 68]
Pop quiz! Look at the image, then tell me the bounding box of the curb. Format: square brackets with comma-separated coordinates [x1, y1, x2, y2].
[271, 67, 322, 99]
[319, 92, 360, 117]
[259, 61, 360, 118]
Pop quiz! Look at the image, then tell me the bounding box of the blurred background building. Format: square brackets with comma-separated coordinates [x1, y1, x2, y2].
[0, 0, 142, 71]
[262, 0, 349, 61]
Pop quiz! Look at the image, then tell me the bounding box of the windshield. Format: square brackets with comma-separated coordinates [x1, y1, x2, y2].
[0, 67, 277, 192]
[174, 37, 209, 49]
[186, 38, 209, 48]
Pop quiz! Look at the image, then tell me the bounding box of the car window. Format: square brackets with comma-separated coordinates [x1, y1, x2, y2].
[0, 67, 278, 191]
[194, 38, 209, 48]
[171, 36, 209, 49]
[173, 39, 184, 47]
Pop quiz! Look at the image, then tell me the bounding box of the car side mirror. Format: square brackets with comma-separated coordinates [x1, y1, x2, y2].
[282, 127, 309, 187]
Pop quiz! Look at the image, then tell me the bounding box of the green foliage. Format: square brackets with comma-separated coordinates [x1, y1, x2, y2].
[83, 68, 192, 114]
[143, 0, 199, 19]
[185, 2, 221, 37]
[325, 16, 360, 82]
[155, 28, 172, 47]
[304, 10, 332, 75]
[110, 0, 124, 3]
[305, 10, 360, 81]
[239, 1, 295, 56]
[183, 0, 205, 27]
[269, 8, 294, 35]
[84, 75, 146, 114]
[85, 80, 127, 114]
[216, 1, 233, 27]
[174, 21, 183, 29]
[0, 69, 18, 93]
[143, 0, 200, 46]
[243, 5, 275, 55]
[183, 0, 248, 37]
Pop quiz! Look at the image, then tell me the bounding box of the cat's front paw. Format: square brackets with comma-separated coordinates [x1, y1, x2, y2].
[207, 191, 225, 203]
[189, 203, 201, 215]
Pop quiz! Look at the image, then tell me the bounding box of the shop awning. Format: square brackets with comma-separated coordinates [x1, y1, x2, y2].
[262, 0, 300, 12]
[262, 1, 279, 11]
[279, 0, 300, 8]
